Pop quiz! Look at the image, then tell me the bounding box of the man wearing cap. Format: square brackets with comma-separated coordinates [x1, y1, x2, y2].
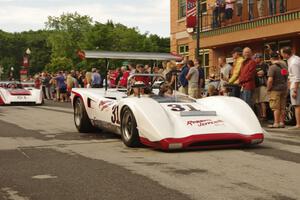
[228, 47, 244, 97]
[253, 53, 269, 120]
[267, 52, 288, 128]
[239, 47, 257, 107]
[281, 47, 300, 129]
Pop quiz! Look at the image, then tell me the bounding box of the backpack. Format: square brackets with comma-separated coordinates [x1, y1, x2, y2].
[274, 63, 288, 80]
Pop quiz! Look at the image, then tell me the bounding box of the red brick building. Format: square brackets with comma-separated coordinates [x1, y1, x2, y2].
[171, 0, 300, 77]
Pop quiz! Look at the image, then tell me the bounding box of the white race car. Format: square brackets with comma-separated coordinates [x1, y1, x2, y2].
[0, 81, 43, 106]
[71, 74, 264, 150]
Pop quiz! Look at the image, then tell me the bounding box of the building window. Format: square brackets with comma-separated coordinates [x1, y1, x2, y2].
[178, 44, 189, 55]
[178, 0, 186, 19]
[200, 0, 207, 13]
[198, 49, 210, 78]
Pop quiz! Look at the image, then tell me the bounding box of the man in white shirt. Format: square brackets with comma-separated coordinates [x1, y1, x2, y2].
[186, 60, 199, 98]
[281, 47, 300, 129]
[218, 56, 232, 95]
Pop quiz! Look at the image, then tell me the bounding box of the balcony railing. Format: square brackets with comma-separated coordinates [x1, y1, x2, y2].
[196, 3, 300, 37]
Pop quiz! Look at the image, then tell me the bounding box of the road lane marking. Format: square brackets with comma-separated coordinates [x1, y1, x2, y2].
[31, 175, 58, 180]
[1, 188, 30, 200]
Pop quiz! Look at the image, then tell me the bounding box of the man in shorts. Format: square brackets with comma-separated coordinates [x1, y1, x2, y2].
[267, 53, 288, 128]
[281, 47, 300, 129]
[253, 53, 269, 120]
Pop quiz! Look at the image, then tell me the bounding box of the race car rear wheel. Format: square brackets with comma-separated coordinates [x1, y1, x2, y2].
[74, 97, 94, 133]
[121, 108, 140, 147]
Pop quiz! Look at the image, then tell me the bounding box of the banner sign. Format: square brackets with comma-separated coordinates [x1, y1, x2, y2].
[23, 56, 29, 67]
[77, 50, 86, 60]
[186, 0, 197, 28]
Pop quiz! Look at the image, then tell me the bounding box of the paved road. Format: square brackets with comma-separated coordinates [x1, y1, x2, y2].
[0, 101, 299, 200]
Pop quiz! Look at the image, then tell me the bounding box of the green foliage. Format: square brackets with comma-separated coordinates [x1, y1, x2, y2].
[0, 30, 51, 79]
[46, 12, 93, 59]
[45, 57, 73, 72]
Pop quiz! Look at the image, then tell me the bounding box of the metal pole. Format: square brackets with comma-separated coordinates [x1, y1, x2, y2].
[105, 58, 109, 91]
[196, 0, 201, 60]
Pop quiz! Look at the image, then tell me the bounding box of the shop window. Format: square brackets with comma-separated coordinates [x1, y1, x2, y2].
[178, 0, 186, 19]
[200, 0, 207, 14]
[198, 49, 210, 79]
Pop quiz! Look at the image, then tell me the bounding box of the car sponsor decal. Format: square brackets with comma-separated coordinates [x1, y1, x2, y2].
[99, 100, 114, 111]
[187, 119, 224, 127]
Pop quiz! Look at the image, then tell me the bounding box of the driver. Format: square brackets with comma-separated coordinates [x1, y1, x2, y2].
[129, 81, 147, 97]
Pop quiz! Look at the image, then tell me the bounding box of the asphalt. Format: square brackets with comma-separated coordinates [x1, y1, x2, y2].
[0, 148, 189, 200]
[0, 101, 299, 200]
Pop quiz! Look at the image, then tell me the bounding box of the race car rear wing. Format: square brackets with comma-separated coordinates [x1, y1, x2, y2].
[83, 51, 182, 91]
[84, 51, 182, 61]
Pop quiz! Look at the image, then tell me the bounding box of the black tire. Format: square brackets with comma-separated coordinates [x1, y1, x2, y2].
[121, 108, 140, 147]
[285, 101, 296, 126]
[74, 97, 94, 133]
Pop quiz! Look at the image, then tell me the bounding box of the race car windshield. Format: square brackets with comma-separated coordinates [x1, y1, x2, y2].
[1, 82, 23, 89]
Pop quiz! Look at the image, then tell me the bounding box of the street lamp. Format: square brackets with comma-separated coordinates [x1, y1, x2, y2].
[23, 48, 31, 79]
[0, 65, 3, 81]
[9, 67, 14, 81]
[26, 48, 31, 55]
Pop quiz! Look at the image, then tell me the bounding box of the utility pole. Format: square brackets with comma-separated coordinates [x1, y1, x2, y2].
[196, 0, 201, 60]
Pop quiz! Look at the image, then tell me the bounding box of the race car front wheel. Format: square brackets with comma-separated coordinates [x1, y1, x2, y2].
[74, 97, 94, 133]
[121, 108, 141, 147]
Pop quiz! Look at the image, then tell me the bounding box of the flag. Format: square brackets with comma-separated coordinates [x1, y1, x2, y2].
[186, 0, 197, 28]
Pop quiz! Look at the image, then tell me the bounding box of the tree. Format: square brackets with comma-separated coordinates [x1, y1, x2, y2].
[44, 57, 73, 72]
[46, 12, 93, 59]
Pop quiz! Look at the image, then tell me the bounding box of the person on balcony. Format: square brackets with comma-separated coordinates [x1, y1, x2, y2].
[248, 0, 255, 20]
[269, 0, 276, 15]
[225, 0, 235, 24]
[279, 0, 286, 13]
[269, 0, 285, 15]
[211, 0, 225, 28]
[257, 0, 265, 18]
[235, 0, 243, 21]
